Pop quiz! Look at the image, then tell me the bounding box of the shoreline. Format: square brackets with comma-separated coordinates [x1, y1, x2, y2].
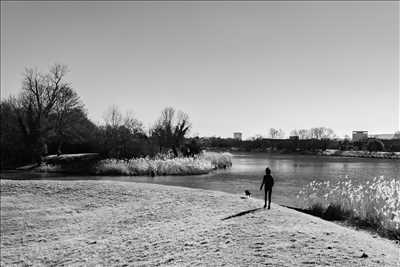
[212, 149, 400, 160]
[1, 179, 399, 266]
[321, 149, 400, 159]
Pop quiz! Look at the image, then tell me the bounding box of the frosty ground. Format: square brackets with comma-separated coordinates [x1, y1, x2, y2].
[1, 180, 399, 266]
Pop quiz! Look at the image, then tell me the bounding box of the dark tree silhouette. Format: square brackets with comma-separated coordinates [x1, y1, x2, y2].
[151, 107, 191, 156]
[367, 139, 385, 152]
[50, 86, 84, 154]
[0, 98, 28, 167]
[14, 64, 71, 162]
[98, 105, 148, 158]
[124, 110, 145, 136]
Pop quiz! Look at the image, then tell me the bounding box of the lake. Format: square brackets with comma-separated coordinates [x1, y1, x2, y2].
[2, 153, 399, 208]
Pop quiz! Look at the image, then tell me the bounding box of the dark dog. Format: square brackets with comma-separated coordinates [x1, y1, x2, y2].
[245, 190, 251, 198]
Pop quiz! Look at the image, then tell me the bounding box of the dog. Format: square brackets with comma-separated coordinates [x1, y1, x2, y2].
[244, 190, 251, 198]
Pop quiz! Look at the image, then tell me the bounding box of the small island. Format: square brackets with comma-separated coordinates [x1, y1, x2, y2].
[34, 151, 233, 176]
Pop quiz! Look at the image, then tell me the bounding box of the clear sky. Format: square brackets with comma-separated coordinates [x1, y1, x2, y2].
[1, 1, 399, 138]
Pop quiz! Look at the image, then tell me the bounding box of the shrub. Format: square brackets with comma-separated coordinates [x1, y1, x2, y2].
[200, 151, 233, 169]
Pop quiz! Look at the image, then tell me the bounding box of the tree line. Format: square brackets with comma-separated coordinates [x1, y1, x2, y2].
[266, 127, 336, 139]
[1, 64, 199, 168]
[2, 64, 399, 168]
[199, 136, 400, 153]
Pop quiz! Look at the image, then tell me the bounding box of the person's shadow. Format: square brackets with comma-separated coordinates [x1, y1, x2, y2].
[221, 208, 263, 221]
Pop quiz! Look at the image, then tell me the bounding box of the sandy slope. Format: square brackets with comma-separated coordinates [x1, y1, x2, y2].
[1, 180, 399, 266]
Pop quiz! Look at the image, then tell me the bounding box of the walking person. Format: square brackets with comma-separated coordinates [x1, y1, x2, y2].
[260, 167, 274, 209]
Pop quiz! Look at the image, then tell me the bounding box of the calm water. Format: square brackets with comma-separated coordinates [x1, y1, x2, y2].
[2, 153, 399, 208]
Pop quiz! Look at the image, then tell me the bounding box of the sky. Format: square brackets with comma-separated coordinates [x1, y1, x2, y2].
[1, 1, 399, 139]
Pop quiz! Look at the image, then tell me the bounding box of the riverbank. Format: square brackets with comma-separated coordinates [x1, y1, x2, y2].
[322, 149, 400, 159]
[1, 180, 399, 266]
[208, 148, 400, 159]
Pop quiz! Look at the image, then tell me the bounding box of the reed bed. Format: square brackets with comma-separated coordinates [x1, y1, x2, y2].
[94, 152, 233, 176]
[297, 176, 400, 239]
[200, 151, 233, 169]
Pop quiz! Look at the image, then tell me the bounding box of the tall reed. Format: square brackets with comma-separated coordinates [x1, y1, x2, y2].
[94, 151, 233, 176]
[297, 176, 400, 239]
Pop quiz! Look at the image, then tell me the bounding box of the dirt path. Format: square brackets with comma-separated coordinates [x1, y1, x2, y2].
[1, 180, 399, 266]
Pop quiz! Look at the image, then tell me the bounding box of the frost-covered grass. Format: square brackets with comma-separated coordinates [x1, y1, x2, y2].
[94, 152, 233, 176]
[297, 176, 400, 240]
[2, 180, 399, 266]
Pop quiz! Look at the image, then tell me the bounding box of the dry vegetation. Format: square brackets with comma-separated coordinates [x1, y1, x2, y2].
[93, 152, 233, 176]
[297, 176, 400, 240]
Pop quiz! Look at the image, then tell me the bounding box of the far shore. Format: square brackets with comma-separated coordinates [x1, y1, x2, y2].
[207, 148, 400, 159]
[321, 149, 400, 159]
[1, 180, 399, 266]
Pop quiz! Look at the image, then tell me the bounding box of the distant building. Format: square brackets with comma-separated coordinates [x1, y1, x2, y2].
[352, 131, 368, 142]
[233, 132, 242, 140]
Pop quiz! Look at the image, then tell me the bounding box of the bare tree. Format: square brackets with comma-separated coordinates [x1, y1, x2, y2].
[310, 127, 321, 139]
[322, 128, 335, 139]
[298, 129, 310, 139]
[103, 105, 123, 128]
[15, 64, 70, 161]
[51, 85, 84, 154]
[310, 127, 335, 139]
[277, 128, 285, 139]
[151, 107, 191, 156]
[269, 128, 279, 139]
[124, 111, 144, 136]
